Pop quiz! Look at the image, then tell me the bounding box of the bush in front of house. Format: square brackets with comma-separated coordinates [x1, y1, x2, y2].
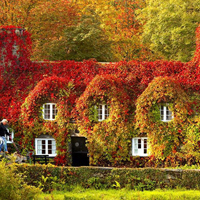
[0, 160, 41, 200]
[14, 163, 200, 192]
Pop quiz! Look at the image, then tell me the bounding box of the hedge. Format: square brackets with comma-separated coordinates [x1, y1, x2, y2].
[14, 164, 200, 192]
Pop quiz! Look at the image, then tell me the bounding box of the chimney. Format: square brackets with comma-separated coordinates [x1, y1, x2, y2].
[0, 26, 31, 68]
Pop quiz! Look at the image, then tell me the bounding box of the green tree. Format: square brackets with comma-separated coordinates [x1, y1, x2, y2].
[48, 11, 113, 61]
[138, 0, 200, 62]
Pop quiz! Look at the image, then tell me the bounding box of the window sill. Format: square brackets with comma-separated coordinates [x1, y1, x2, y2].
[161, 120, 173, 122]
[132, 155, 148, 157]
[36, 154, 56, 157]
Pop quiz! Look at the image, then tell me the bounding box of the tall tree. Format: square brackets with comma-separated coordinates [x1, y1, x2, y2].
[75, 0, 159, 61]
[138, 0, 200, 62]
[0, 0, 38, 25]
[111, 0, 159, 61]
[29, 0, 79, 60]
[47, 11, 113, 61]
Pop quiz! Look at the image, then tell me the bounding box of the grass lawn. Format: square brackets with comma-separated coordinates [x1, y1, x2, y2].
[38, 187, 200, 200]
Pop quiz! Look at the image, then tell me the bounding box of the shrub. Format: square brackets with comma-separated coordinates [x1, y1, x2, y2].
[14, 164, 200, 191]
[0, 160, 41, 200]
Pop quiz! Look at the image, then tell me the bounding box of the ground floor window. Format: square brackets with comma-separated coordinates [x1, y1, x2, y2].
[6, 129, 14, 144]
[35, 138, 56, 156]
[132, 137, 148, 157]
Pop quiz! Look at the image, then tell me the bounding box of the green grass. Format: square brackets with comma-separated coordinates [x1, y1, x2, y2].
[38, 187, 200, 200]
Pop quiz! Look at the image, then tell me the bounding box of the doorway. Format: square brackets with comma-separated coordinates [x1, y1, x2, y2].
[71, 136, 89, 166]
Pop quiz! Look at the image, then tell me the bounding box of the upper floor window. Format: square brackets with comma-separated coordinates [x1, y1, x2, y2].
[132, 137, 148, 157]
[43, 103, 58, 120]
[35, 138, 56, 156]
[97, 104, 109, 121]
[160, 105, 173, 122]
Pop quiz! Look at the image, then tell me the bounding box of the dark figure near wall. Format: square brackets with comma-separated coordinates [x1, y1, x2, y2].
[0, 119, 11, 154]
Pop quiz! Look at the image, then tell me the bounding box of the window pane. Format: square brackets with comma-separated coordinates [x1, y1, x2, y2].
[37, 140, 42, 154]
[105, 105, 109, 119]
[52, 104, 57, 119]
[133, 138, 148, 156]
[144, 141, 147, 148]
[37, 140, 46, 154]
[166, 106, 172, 120]
[52, 140, 56, 154]
[98, 104, 110, 121]
[138, 139, 141, 149]
[134, 139, 138, 154]
[44, 104, 50, 119]
[134, 149, 138, 154]
[36, 138, 56, 155]
[98, 105, 103, 120]
[43, 103, 57, 120]
[160, 106, 164, 120]
[166, 115, 172, 120]
[48, 140, 52, 148]
[144, 139, 147, 154]
[98, 114, 102, 120]
[42, 140, 46, 154]
[48, 140, 52, 154]
[160, 105, 173, 121]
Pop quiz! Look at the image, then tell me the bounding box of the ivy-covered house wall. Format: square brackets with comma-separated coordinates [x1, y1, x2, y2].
[0, 25, 200, 167]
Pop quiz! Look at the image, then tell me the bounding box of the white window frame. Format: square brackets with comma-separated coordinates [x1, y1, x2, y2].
[132, 137, 148, 157]
[43, 103, 58, 120]
[160, 104, 173, 122]
[35, 138, 56, 156]
[6, 129, 14, 144]
[0, 130, 14, 144]
[97, 104, 109, 121]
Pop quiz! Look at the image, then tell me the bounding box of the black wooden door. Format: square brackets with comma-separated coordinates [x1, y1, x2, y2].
[71, 137, 89, 166]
